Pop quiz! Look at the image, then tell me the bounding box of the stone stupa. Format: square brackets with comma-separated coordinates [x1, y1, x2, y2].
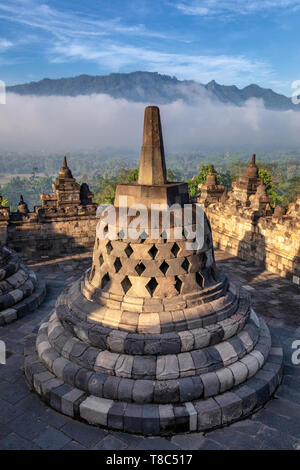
[0, 241, 46, 325]
[25, 106, 283, 435]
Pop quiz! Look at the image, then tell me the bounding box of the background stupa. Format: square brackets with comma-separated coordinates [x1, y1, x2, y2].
[25, 106, 283, 435]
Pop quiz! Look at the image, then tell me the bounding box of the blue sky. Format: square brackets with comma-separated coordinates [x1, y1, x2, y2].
[0, 0, 300, 95]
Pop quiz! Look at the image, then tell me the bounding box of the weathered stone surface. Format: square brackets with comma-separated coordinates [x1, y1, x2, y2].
[23, 107, 283, 438]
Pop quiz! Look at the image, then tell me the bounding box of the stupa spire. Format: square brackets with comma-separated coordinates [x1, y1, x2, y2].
[138, 106, 167, 185]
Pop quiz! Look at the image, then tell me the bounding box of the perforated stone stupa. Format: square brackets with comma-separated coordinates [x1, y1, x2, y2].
[0, 243, 46, 325]
[25, 106, 283, 435]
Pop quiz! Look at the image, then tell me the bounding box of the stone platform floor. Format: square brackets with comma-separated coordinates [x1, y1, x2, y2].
[0, 250, 299, 450]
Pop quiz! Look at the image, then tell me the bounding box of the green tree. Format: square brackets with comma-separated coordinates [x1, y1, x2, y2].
[0, 195, 9, 206]
[187, 165, 222, 198]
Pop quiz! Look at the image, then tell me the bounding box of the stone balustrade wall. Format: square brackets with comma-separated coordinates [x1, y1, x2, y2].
[0, 212, 98, 261]
[205, 202, 300, 284]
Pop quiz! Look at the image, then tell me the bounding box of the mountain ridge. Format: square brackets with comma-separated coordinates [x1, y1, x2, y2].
[7, 71, 297, 111]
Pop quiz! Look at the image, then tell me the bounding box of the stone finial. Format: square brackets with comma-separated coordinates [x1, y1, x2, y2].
[59, 156, 73, 179]
[250, 180, 272, 214]
[138, 106, 167, 186]
[245, 154, 259, 178]
[17, 194, 29, 214]
[197, 165, 225, 207]
[205, 165, 217, 186]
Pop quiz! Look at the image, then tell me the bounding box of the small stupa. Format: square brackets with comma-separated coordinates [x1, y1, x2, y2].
[0, 242, 46, 325]
[25, 107, 282, 435]
[231, 154, 262, 205]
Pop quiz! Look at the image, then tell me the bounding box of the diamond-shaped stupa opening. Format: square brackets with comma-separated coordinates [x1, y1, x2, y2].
[124, 244, 133, 258]
[121, 275, 132, 294]
[196, 271, 204, 289]
[171, 242, 180, 257]
[135, 262, 146, 276]
[159, 261, 169, 275]
[175, 275, 182, 293]
[114, 257, 122, 273]
[101, 272, 110, 289]
[146, 277, 158, 296]
[181, 257, 190, 273]
[106, 240, 113, 255]
[148, 245, 158, 259]
[99, 253, 104, 266]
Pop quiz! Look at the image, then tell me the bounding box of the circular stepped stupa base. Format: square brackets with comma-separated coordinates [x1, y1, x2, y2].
[24, 280, 283, 435]
[0, 246, 46, 326]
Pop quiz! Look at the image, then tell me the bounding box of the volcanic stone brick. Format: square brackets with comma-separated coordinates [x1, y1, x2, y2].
[142, 404, 160, 435]
[103, 376, 121, 400]
[61, 388, 86, 417]
[185, 402, 198, 431]
[132, 356, 156, 379]
[178, 330, 194, 352]
[228, 361, 249, 386]
[214, 342, 238, 366]
[132, 380, 154, 403]
[115, 355, 134, 378]
[79, 347, 99, 369]
[52, 357, 69, 380]
[246, 377, 270, 407]
[154, 380, 180, 404]
[160, 333, 181, 354]
[107, 401, 127, 431]
[192, 376, 204, 399]
[87, 373, 107, 396]
[249, 350, 265, 368]
[33, 371, 54, 395]
[201, 372, 220, 397]
[159, 404, 176, 432]
[204, 347, 223, 371]
[191, 349, 209, 373]
[179, 378, 195, 402]
[216, 367, 234, 393]
[229, 337, 246, 359]
[156, 355, 179, 380]
[195, 398, 222, 431]
[124, 404, 143, 433]
[234, 384, 257, 416]
[143, 336, 161, 355]
[238, 330, 254, 352]
[80, 396, 114, 426]
[50, 383, 71, 412]
[240, 355, 260, 378]
[117, 378, 134, 402]
[174, 405, 190, 433]
[124, 336, 145, 355]
[193, 328, 210, 348]
[178, 352, 195, 377]
[95, 351, 119, 374]
[214, 392, 243, 424]
[255, 369, 278, 395]
[74, 369, 93, 391]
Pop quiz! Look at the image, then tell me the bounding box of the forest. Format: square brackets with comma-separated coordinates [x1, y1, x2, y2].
[0, 151, 299, 211]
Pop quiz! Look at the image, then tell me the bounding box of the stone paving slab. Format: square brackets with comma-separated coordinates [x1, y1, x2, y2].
[0, 251, 299, 450]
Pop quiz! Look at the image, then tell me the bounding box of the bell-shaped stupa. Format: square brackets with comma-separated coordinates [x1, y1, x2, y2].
[25, 107, 283, 435]
[0, 242, 46, 325]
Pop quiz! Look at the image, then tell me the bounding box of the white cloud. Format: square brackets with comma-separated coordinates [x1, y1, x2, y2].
[0, 38, 13, 51]
[1, 92, 300, 154]
[174, 0, 300, 16]
[51, 41, 271, 87]
[0, 1, 172, 42]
